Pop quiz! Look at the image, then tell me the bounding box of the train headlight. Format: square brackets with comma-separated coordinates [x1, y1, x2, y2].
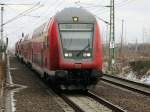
[68, 53, 72, 57]
[83, 53, 91, 57]
[87, 53, 91, 57]
[64, 53, 69, 57]
[72, 16, 79, 22]
[64, 53, 72, 57]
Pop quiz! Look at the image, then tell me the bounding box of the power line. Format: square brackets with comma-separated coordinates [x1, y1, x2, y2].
[0, 1, 38, 6]
[75, 1, 108, 15]
[75, 2, 110, 24]
[115, 0, 137, 8]
[75, 1, 109, 8]
[4, 0, 64, 40]
[23, 14, 40, 18]
[4, 5, 19, 13]
[0, 2, 43, 53]
[76, 0, 137, 16]
[3, 2, 42, 26]
[35, 0, 64, 24]
[4, 6, 41, 36]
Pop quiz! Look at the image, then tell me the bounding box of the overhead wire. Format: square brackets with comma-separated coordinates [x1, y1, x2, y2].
[5, 5, 19, 14]
[6, 0, 136, 34]
[76, 0, 138, 16]
[74, 0, 139, 27]
[75, 3, 109, 24]
[4, 4, 42, 33]
[5, 4, 42, 19]
[0, 3, 37, 5]
[5, 0, 64, 38]
[34, 0, 65, 23]
[75, 1, 108, 8]
[4, 0, 63, 37]
[3, 2, 43, 26]
[115, 0, 137, 8]
[2, 2, 44, 38]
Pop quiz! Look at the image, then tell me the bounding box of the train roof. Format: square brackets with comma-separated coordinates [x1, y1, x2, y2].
[54, 7, 96, 23]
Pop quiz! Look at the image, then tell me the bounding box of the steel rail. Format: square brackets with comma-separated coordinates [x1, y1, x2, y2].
[53, 90, 118, 112]
[87, 91, 127, 112]
[59, 94, 85, 112]
[101, 74, 150, 96]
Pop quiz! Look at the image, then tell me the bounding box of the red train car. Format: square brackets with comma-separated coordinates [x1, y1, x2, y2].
[15, 39, 23, 59]
[15, 7, 103, 90]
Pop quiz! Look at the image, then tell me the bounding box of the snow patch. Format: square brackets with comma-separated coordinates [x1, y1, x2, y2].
[141, 76, 150, 84]
[124, 71, 150, 85]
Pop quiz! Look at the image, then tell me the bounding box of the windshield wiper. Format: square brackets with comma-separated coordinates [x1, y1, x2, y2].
[76, 39, 90, 57]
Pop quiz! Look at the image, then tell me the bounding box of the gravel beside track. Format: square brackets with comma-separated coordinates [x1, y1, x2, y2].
[102, 74, 150, 96]
[7, 56, 66, 112]
[6, 56, 150, 112]
[65, 94, 112, 112]
[92, 81, 150, 112]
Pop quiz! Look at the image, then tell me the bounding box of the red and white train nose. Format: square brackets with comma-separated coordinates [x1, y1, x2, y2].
[15, 7, 103, 90]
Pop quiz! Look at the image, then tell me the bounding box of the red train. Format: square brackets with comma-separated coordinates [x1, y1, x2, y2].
[15, 7, 103, 90]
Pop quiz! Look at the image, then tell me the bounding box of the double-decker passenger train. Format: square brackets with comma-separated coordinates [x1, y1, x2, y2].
[15, 7, 103, 90]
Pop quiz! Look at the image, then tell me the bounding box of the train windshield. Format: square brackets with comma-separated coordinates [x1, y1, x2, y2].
[59, 24, 94, 51]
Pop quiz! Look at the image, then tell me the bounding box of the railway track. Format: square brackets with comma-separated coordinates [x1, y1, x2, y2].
[58, 74, 150, 112]
[7, 56, 126, 112]
[6, 56, 150, 112]
[58, 91, 126, 112]
[101, 74, 150, 96]
[87, 91, 126, 112]
[60, 93, 85, 112]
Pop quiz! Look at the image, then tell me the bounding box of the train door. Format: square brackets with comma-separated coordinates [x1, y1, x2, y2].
[43, 35, 50, 69]
[43, 21, 51, 70]
[41, 48, 44, 67]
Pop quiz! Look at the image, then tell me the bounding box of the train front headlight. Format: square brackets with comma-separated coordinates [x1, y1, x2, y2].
[64, 53, 72, 57]
[64, 53, 69, 57]
[68, 53, 72, 57]
[83, 52, 91, 57]
[86, 53, 91, 57]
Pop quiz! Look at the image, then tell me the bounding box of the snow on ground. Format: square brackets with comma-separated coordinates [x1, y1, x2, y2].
[124, 71, 139, 82]
[103, 63, 150, 85]
[124, 71, 150, 85]
[141, 76, 150, 84]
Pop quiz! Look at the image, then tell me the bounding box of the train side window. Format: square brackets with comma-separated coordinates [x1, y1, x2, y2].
[44, 36, 49, 48]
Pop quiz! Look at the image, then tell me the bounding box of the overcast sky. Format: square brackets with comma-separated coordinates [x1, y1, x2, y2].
[1, 0, 150, 48]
